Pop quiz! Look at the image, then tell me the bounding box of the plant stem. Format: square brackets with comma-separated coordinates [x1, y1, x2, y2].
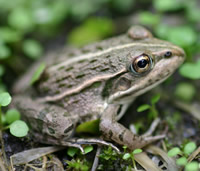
[0, 106, 9, 170]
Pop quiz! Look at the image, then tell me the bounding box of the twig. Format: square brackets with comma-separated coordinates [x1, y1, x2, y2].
[0, 131, 9, 169]
[187, 146, 200, 163]
[0, 155, 7, 171]
[91, 146, 101, 171]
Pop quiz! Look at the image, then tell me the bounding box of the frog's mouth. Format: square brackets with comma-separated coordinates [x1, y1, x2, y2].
[108, 53, 185, 104]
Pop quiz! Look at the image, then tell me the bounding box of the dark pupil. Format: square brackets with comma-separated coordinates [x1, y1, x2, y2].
[137, 59, 148, 68]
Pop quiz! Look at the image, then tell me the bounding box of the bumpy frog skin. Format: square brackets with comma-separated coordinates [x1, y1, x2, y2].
[13, 26, 185, 151]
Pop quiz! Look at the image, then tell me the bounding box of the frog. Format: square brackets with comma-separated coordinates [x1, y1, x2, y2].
[12, 25, 185, 152]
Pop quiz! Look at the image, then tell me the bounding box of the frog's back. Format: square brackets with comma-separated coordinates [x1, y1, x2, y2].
[13, 32, 134, 95]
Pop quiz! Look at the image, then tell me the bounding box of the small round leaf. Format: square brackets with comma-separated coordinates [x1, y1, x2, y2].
[185, 162, 199, 171]
[0, 92, 12, 106]
[176, 157, 187, 166]
[67, 147, 79, 157]
[10, 120, 29, 137]
[5, 109, 21, 124]
[123, 153, 131, 160]
[184, 142, 196, 155]
[179, 62, 200, 80]
[23, 39, 43, 59]
[168, 147, 181, 157]
[83, 145, 93, 154]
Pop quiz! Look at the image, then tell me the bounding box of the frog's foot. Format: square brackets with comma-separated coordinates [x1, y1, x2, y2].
[67, 138, 120, 153]
[130, 118, 165, 142]
[141, 118, 166, 143]
[100, 105, 166, 150]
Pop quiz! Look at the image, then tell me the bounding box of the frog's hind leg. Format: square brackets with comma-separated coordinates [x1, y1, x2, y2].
[12, 95, 120, 153]
[12, 95, 79, 144]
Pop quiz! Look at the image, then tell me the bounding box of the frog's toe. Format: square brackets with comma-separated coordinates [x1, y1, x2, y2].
[143, 134, 166, 142]
[142, 118, 161, 137]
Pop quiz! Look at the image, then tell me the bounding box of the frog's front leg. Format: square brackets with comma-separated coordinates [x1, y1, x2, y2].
[100, 104, 165, 150]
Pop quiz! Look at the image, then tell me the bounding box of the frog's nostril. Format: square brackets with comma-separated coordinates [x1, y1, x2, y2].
[164, 51, 172, 58]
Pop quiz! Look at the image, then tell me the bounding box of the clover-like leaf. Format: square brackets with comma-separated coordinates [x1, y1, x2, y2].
[0, 92, 12, 106]
[67, 147, 79, 157]
[168, 147, 181, 157]
[5, 109, 21, 124]
[83, 145, 93, 154]
[184, 142, 196, 155]
[10, 120, 29, 137]
[123, 153, 131, 160]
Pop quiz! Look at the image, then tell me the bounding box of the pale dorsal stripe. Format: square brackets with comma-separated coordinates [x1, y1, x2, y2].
[39, 68, 127, 102]
[48, 43, 172, 72]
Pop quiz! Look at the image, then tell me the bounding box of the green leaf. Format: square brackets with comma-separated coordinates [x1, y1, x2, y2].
[151, 94, 160, 105]
[167, 26, 197, 47]
[0, 27, 21, 43]
[83, 145, 93, 154]
[137, 104, 150, 112]
[179, 61, 200, 79]
[68, 17, 114, 46]
[176, 157, 187, 166]
[153, 0, 183, 12]
[175, 82, 196, 102]
[30, 63, 46, 85]
[132, 149, 142, 154]
[155, 24, 169, 39]
[23, 39, 43, 59]
[123, 153, 131, 160]
[184, 142, 196, 155]
[10, 120, 29, 137]
[5, 109, 20, 124]
[76, 119, 100, 134]
[0, 44, 11, 59]
[8, 7, 34, 31]
[138, 12, 161, 26]
[67, 147, 79, 157]
[185, 162, 199, 171]
[168, 147, 181, 157]
[0, 92, 12, 106]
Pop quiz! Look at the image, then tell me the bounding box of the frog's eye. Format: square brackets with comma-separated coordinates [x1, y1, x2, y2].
[164, 51, 172, 58]
[130, 54, 153, 74]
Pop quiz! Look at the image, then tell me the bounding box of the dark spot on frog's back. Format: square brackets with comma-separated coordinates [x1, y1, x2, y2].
[65, 66, 74, 72]
[96, 45, 103, 50]
[64, 124, 74, 134]
[119, 130, 125, 142]
[48, 127, 55, 134]
[108, 130, 113, 139]
[76, 73, 86, 79]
